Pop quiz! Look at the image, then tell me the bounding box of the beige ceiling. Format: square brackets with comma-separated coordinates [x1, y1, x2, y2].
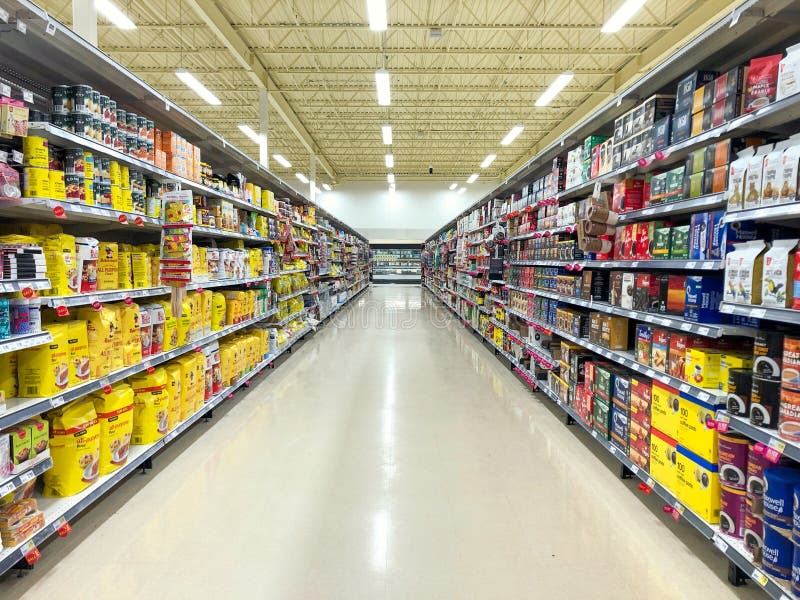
[34, 0, 734, 185]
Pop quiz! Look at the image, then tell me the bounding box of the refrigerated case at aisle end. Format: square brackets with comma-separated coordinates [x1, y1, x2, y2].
[372, 246, 422, 283]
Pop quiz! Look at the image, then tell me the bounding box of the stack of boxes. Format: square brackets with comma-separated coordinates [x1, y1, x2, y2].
[157, 130, 201, 183]
[612, 95, 674, 169]
[673, 70, 718, 145]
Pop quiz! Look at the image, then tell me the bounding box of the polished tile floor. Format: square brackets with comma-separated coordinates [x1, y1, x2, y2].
[2, 286, 763, 599]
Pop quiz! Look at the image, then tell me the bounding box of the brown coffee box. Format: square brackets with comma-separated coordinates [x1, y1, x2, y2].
[601, 315, 630, 351]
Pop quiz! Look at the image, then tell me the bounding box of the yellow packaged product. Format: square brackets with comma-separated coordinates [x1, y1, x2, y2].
[121, 187, 133, 213]
[164, 363, 182, 430]
[43, 398, 101, 497]
[41, 234, 77, 296]
[218, 344, 233, 387]
[129, 368, 169, 445]
[118, 244, 133, 289]
[176, 297, 192, 348]
[155, 300, 178, 352]
[130, 251, 150, 289]
[109, 161, 121, 186]
[84, 153, 94, 205]
[65, 320, 90, 386]
[114, 301, 142, 366]
[193, 352, 206, 410]
[211, 293, 226, 331]
[174, 356, 198, 421]
[106, 305, 124, 371]
[49, 170, 66, 200]
[200, 289, 212, 336]
[195, 246, 207, 280]
[97, 241, 118, 290]
[188, 292, 203, 340]
[90, 383, 134, 475]
[0, 352, 17, 399]
[76, 307, 116, 379]
[244, 290, 255, 319]
[18, 322, 70, 397]
[249, 249, 260, 277]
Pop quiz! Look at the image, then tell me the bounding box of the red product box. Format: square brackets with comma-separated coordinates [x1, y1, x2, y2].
[651, 328, 670, 371]
[666, 274, 688, 315]
[630, 377, 652, 429]
[622, 224, 638, 260]
[668, 334, 716, 378]
[612, 179, 648, 213]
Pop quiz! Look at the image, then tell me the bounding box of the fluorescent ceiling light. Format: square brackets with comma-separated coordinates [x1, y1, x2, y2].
[387, 173, 395, 184]
[366, 0, 387, 31]
[382, 124, 393, 145]
[500, 124, 524, 146]
[388, 184, 396, 193]
[385, 154, 394, 168]
[457, 187, 466, 195]
[466, 173, 479, 184]
[296, 173, 309, 184]
[535, 71, 574, 107]
[601, 0, 648, 33]
[273, 154, 292, 168]
[449, 183, 458, 190]
[238, 124, 263, 144]
[375, 69, 391, 106]
[95, 0, 136, 29]
[175, 70, 220, 106]
[322, 183, 332, 191]
[480, 154, 497, 169]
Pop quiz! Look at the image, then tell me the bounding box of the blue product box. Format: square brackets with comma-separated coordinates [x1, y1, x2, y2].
[684, 275, 724, 323]
[613, 374, 631, 407]
[690, 212, 710, 260]
[710, 213, 758, 259]
[611, 402, 630, 452]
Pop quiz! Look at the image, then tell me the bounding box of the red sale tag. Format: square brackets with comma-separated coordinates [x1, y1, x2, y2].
[23, 545, 41, 565]
[117, 214, 128, 224]
[638, 482, 652, 495]
[194, 347, 201, 352]
[662, 504, 673, 513]
[103, 384, 112, 394]
[753, 442, 766, 455]
[92, 301, 102, 311]
[717, 421, 730, 433]
[123, 296, 133, 305]
[654, 150, 666, 161]
[147, 366, 155, 374]
[705, 417, 717, 430]
[52, 205, 66, 219]
[765, 448, 783, 463]
[196, 288, 204, 294]
[134, 216, 144, 227]
[21, 286, 35, 299]
[245, 282, 251, 287]
[55, 305, 69, 317]
[56, 518, 71, 537]
[671, 508, 681, 522]
[638, 157, 648, 167]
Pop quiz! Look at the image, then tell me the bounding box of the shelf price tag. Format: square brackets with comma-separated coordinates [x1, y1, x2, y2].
[15, 19, 26, 34]
[50, 396, 66, 409]
[591, 430, 598, 439]
[630, 464, 639, 475]
[713, 533, 729, 553]
[11, 149, 23, 163]
[0, 482, 14, 497]
[53, 516, 71, 537]
[0, 8, 8, 22]
[18, 470, 35, 484]
[21, 540, 40, 565]
[751, 568, 768, 587]
[45, 20, 56, 35]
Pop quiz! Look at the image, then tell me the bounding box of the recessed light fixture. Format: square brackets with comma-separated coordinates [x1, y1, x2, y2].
[601, 0, 648, 33]
[449, 183, 458, 190]
[385, 154, 394, 168]
[457, 187, 466, 195]
[238, 124, 263, 144]
[175, 70, 220, 106]
[382, 124, 393, 145]
[387, 173, 395, 184]
[466, 173, 479, 184]
[366, 0, 387, 31]
[95, 0, 136, 29]
[375, 69, 391, 106]
[273, 154, 292, 168]
[322, 183, 332, 191]
[535, 71, 574, 107]
[480, 154, 497, 169]
[500, 124, 524, 146]
[296, 173, 309, 184]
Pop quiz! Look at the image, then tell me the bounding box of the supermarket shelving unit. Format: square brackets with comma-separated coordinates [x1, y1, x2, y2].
[422, 2, 800, 598]
[0, 0, 371, 577]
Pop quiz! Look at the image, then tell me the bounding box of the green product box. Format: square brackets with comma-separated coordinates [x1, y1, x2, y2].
[683, 172, 704, 199]
[652, 227, 672, 259]
[665, 166, 686, 202]
[582, 157, 592, 181]
[592, 395, 612, 439]
[685, 150, 705, 175]
[649, 172, 668, 205]
[594, 365, 615, 403]
[584, 135, 609, 160]
[670, 225, 690, 259]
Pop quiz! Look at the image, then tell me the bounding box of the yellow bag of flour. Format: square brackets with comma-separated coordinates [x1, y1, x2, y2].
[77, 308, 115, 379]
[18, 323, 70, 397]
[165, 363, 182, 429]
[43, 398, 101, 496]
[97, 241, 118, 291]
[91, 383, 134, 475]
[129, 368, 169, 445]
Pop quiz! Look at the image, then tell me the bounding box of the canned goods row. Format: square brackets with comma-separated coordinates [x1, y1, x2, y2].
[52, 87, 154, 139]
[0, 297, 42, 339]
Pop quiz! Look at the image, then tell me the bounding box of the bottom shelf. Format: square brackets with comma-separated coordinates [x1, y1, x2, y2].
[0, 289, 367, 576]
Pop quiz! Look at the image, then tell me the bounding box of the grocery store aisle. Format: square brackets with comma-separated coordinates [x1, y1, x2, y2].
[3, 286, 760, 600]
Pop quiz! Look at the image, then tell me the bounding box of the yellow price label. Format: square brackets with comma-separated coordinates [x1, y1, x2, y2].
[752, 569, 768, 587]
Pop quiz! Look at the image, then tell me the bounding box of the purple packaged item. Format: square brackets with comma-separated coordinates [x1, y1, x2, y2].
[719, 432, 749, 490]
[721, 485, 747, 538]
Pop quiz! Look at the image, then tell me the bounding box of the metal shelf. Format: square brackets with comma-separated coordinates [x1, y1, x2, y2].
[509, 259, 724, 270]
[0, 330, 52, 355]
[277, 288, 309, 302]
[269, 308, 308, 327]
[0, 196, 161, 229]
[720, 302, 800, 325]
[0, 456, 53, 499]
[616, 193, 727, 223]
[724, 202, 800, 224]
[0, 307, 278, 431]
[280, 268, 310, 275]
[505, 284, 756, 338]
[0, 278, 50, 294]
[508, 225, 576, 241]
[192, 225, 268, 244]
[720, 413, 800, 464]
[290, 220, 318, 232]
[464, 220, 497, 235]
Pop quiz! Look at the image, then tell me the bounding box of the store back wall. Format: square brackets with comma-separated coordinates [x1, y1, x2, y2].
[317, 180, 494, 243]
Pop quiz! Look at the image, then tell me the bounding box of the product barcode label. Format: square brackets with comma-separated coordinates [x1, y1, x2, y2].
[646, 369, 656, 378]
[680, 322, 692, 331]
[0, 150, 7, 163]
[45, 20, 56, 35]
[647, 477, 655, 488]
[593, 181, 601, 198]
[21, 90, 32, 103]
[713, 533, 729, 553]
[769, 439, 786, 453]
[18, 470, 35, 483]
[697, 327, 710, 336]
[642, 209, 654, 216]
[0, 482, 15, 496]
[630, 465, 639, 475]
[686, 262, 697, 269]
[11, 150, 23, 163]
[50, 396, 66, 408]
[751, 568, 768, 586]
[679, 383, 690, 393]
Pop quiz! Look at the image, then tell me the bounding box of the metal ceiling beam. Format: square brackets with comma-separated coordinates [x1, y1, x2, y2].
[126, 66, 613, 76]
[97, 23, 673, 32]
[181, 0, 337, 180]
[103, 46, 640, 56]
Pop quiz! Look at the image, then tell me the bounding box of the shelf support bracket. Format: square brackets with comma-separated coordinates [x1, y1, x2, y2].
[727, 560, 749, 587]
